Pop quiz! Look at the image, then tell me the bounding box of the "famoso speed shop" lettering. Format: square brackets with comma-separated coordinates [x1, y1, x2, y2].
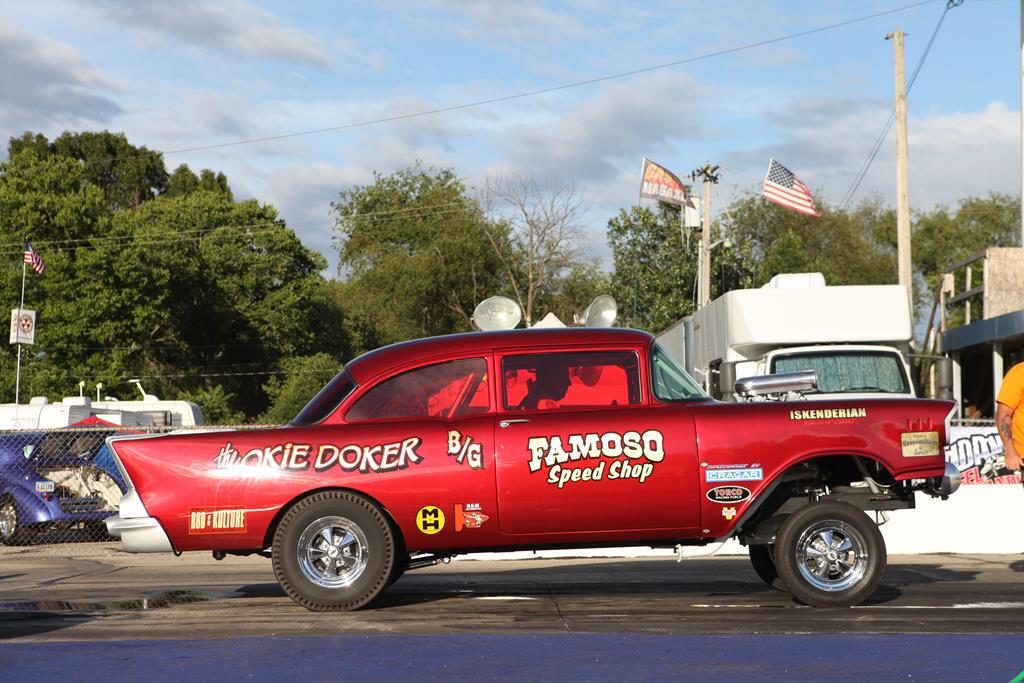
[527, 429, 665, 489]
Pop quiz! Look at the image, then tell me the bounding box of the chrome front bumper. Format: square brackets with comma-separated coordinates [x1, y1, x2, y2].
[105, 488, 173, 553]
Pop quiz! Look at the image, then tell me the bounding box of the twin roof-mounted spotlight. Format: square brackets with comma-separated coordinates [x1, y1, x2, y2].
[471, 295, 617, 331]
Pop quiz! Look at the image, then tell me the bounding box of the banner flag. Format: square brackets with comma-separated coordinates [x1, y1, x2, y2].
[639, 158, 689, 207]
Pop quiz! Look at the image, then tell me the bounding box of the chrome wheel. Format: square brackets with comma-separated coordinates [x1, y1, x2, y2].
[273, 491, 396, 611]
[775, 501, 886, 607]
[794, 520, 869, 592]
[297, 516, 370, 589]
[0, 500, 16, 541]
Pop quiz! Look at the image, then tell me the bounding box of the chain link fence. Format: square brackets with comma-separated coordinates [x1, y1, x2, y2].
[0, 425, 234, 546]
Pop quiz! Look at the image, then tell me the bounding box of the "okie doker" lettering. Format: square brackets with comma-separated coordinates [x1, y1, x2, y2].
[213, 437, 423, 474]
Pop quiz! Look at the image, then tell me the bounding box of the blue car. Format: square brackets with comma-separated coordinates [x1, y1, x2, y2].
[0, 429, 127, 545]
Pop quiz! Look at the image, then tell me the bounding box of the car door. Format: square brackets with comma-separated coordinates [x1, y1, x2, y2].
[335, 356, 500, 546]
[494, 348, 700, 535]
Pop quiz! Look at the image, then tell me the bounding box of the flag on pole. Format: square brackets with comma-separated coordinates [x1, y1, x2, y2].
[761, 159, 821, 217]
[639, 158, 690, 207]
[23, 241, 45, 274]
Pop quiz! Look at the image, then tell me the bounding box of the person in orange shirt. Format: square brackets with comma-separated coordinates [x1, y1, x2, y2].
[995, 361, 1024, 473]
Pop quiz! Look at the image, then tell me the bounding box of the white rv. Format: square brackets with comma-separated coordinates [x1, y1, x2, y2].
[0, 394, 204, 430]
[657, 273, 916, 401]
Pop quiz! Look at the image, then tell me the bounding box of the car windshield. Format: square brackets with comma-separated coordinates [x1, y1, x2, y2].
[291, 368, 355, 426]
[771, 351, 910, 394]
[651, 342, 706, 401]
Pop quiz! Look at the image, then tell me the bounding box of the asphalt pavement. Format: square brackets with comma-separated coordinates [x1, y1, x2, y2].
[1, 544, 1023, 681]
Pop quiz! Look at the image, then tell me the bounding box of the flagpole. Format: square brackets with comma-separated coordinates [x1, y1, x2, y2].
[15, 259, 26, 404]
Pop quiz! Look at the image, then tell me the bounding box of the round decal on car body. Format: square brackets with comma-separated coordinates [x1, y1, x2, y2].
[706, 485, 751, 503]
[415, 506, 445, 535]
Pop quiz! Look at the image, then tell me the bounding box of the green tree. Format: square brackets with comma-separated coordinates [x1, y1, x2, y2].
[0, 146, 109, 244]
[198, 169, 233, 200]
[913, 193, 1020, 310]
[10, 131, 169, 211]
[607, 204, 698, 332]
[77, 191, 343, 416]
[0, 129, 342, 420]
[260, 353, 342, 424]
[332, 165, 513, 351]
[538, 261, 611, 325]
[725, 195, 896, 288]
[166, 164, 201, 197]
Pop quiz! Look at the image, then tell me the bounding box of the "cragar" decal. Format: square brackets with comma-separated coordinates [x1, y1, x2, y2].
[189, 507, 247, 534]
[705, 468, 763, 482]
[213, 438, 423, 474]
[527, 429, 665, 489]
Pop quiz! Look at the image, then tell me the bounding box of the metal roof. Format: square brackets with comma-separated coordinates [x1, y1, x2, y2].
[940, 309, 1024, 353]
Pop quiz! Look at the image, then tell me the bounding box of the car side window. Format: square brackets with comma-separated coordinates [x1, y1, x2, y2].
[502, 351, 640, 411]
[346, 358, 489, 421]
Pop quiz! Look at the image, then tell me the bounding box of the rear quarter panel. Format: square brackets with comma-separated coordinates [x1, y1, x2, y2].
[690, 398, 953, 538]
[110, 418, 500, 553]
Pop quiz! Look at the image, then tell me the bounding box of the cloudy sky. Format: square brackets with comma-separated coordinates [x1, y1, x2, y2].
[1, 0, 1018, 272]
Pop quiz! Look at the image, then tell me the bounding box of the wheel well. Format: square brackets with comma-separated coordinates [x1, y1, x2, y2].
[261, 487, 406, 557]
[736, 454, 907, 545]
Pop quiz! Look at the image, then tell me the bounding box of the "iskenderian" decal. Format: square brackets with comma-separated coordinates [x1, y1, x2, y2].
[789, 407, 867, 421]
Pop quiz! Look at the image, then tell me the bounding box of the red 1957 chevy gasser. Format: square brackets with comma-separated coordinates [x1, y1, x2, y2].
[106, 328, 959, 610]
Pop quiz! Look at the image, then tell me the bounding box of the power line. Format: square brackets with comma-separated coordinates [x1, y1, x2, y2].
[839, 0, 962, 209]
[61, 1, 941, 168]
[0, 198, 489, 257]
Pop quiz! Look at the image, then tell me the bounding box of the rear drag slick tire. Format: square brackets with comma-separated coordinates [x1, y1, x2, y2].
[272, 491, 396, 612]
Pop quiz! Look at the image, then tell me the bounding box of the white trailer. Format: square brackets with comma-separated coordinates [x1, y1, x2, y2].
[657, 273, 916, 400]
[0, 395, 205, 430]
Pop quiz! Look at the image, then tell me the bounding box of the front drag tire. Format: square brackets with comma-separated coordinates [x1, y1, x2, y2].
[774, 501, 886, 608]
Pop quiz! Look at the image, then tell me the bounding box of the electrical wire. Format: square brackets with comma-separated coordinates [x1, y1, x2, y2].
[839, 0, 962, 209]
[51, 0, 942, 169]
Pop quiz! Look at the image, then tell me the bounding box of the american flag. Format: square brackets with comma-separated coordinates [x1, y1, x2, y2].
[761, 159, 821, 217]
[23, 241, 45, 274]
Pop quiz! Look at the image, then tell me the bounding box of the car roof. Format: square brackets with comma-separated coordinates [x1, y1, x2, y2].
[345, 327, 653, 384]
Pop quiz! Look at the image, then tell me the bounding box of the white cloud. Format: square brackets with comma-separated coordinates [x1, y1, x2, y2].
[0, 22, 123, 137]
[395, 0, 591, 45]
[727, 98, 1019, 214]
[494, 72, 710, 182]
[83, 0, 334, 69]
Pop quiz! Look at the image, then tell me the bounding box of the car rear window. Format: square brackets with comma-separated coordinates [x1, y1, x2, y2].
[291, 369, 356, 426]
[346, 358, 489, 421]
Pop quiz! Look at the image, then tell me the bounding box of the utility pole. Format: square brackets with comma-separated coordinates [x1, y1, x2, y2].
[1020, 0, 1023, 245]
[691, 163, 720, 308]
[887, 30, 913, 309]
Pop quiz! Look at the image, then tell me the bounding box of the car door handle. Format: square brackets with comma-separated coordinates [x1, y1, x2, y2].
[499, 419, 530, 428]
